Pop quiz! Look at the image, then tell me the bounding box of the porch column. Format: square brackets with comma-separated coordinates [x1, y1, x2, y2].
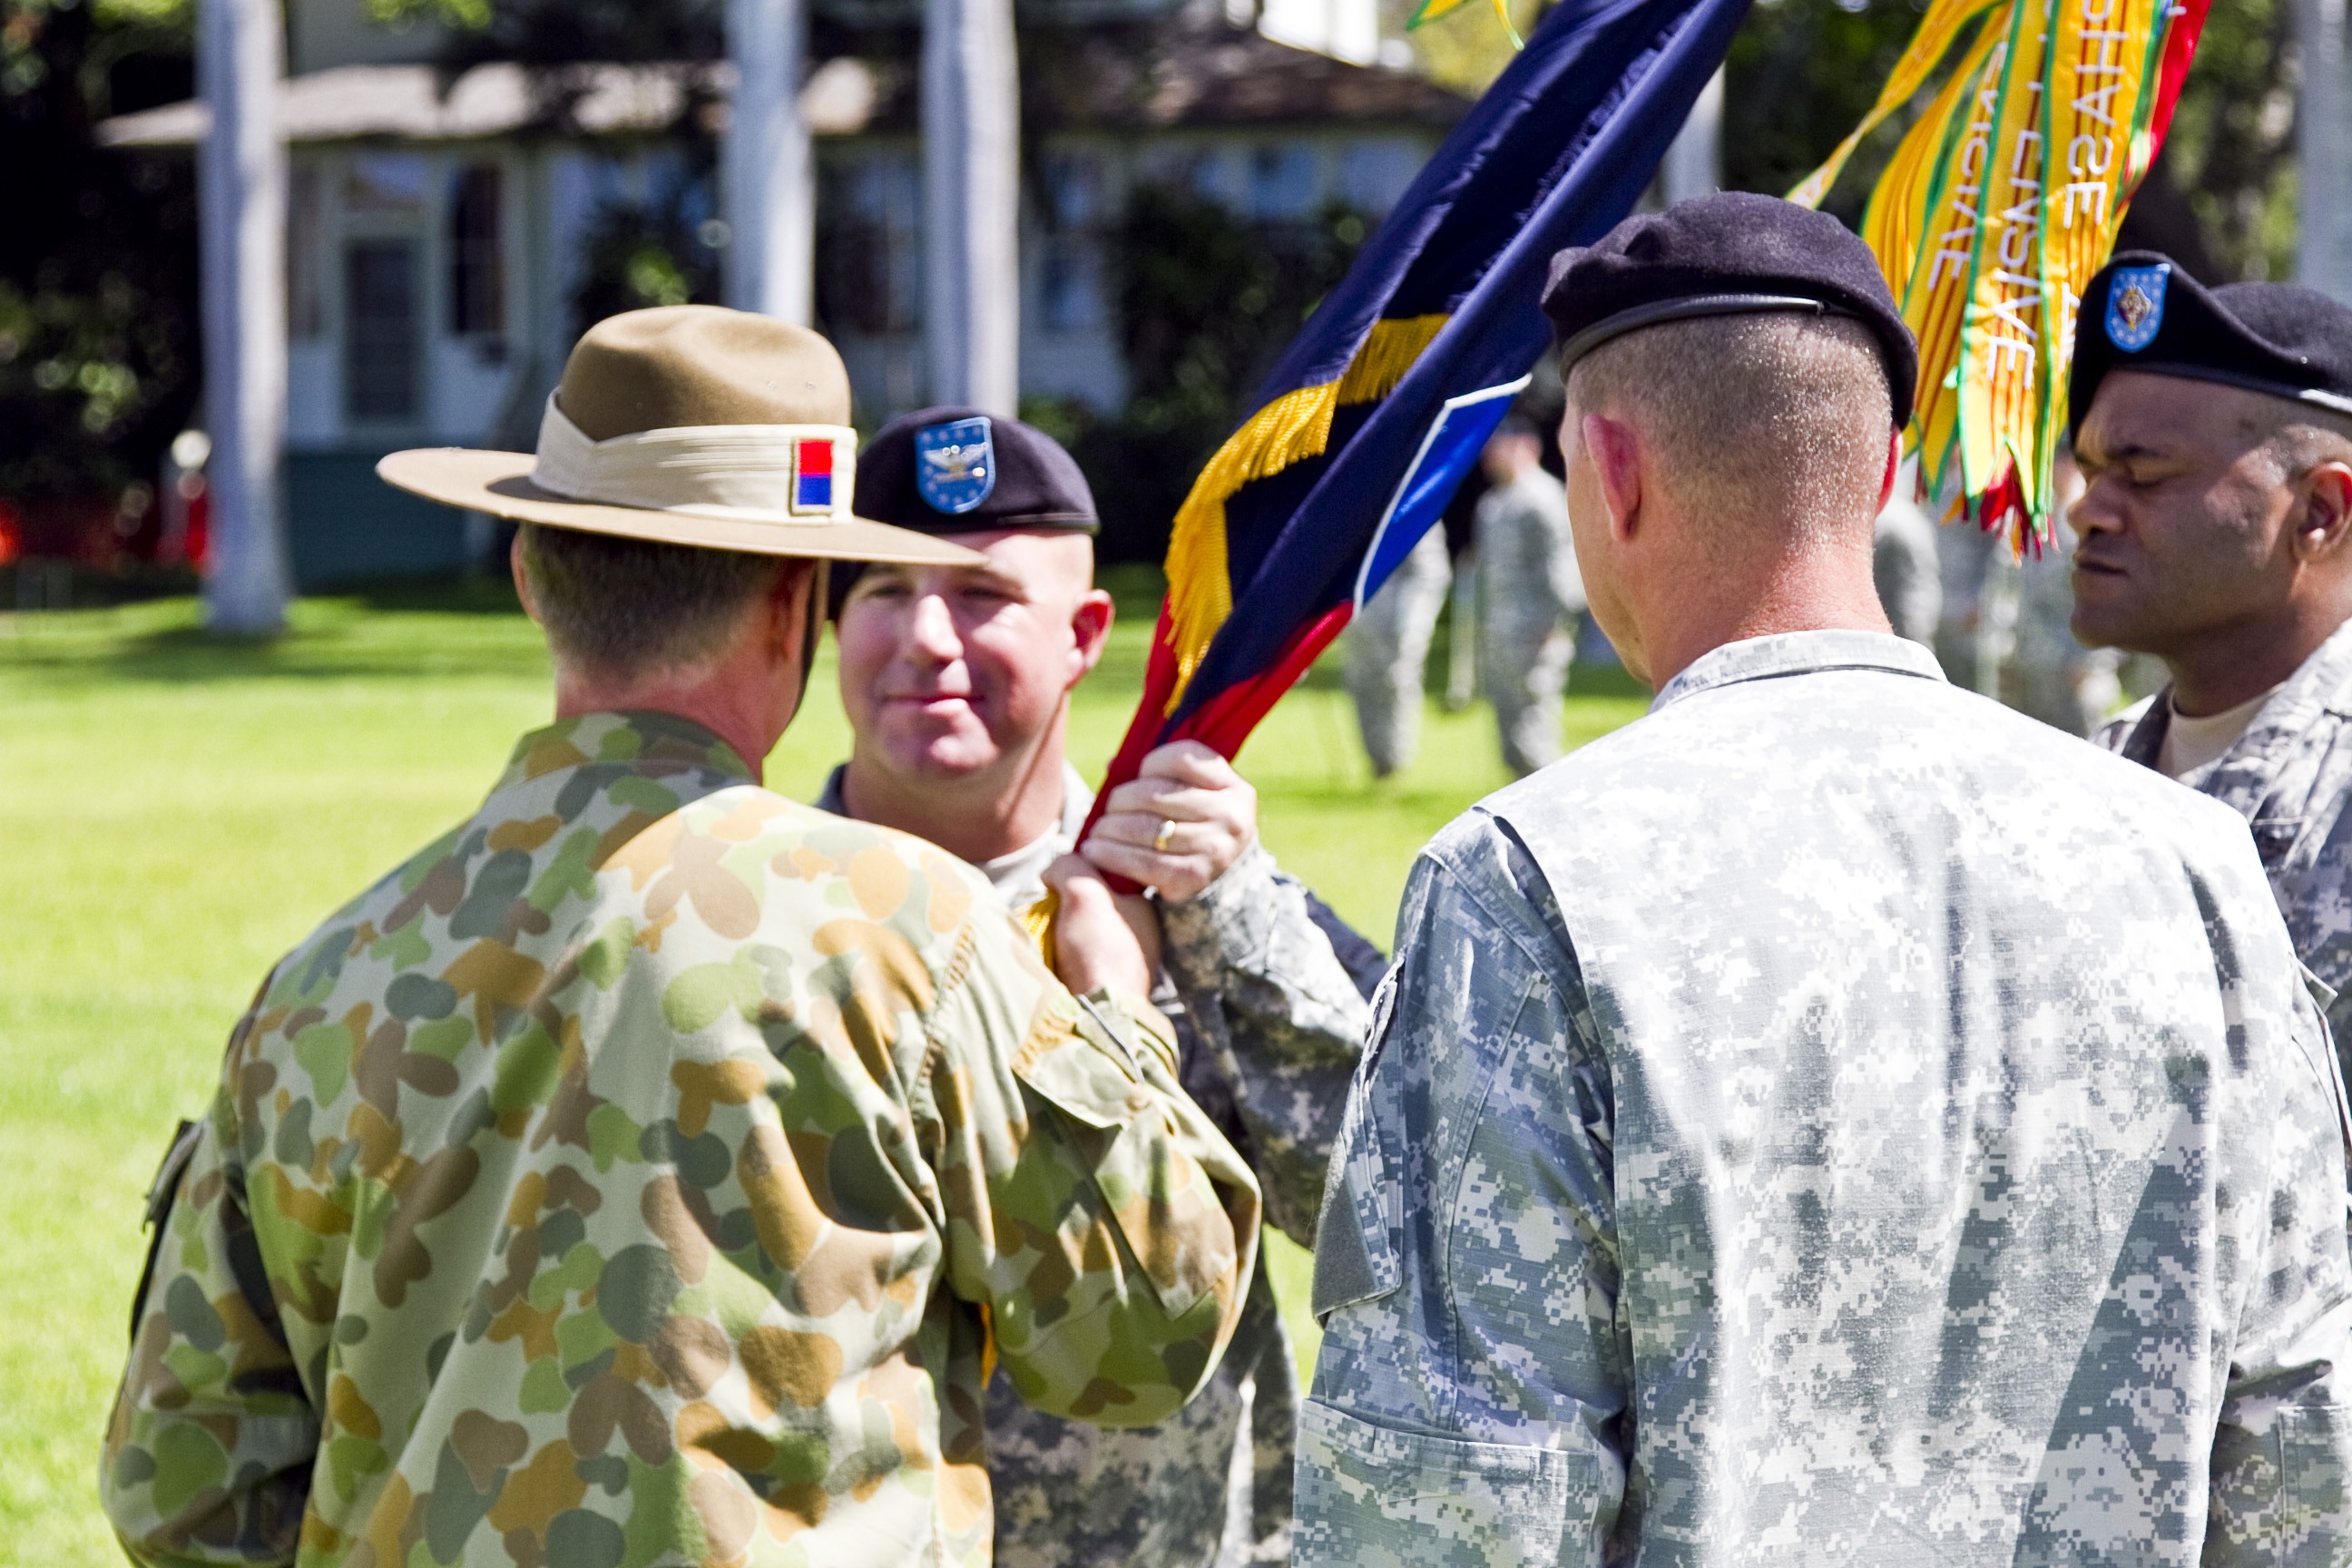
[724, 0, 815, 323]
[1660, 64, 1723, 205]
[199, 0, 289, 633]
[2301, 0, 2352, 299]
[922, 0, 1021, 413]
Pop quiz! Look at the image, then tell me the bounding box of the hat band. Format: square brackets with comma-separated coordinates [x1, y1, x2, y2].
[530, 397, 857, 523]
[2105, 361, 2352, 421]
[1557, 293, 1840, 372]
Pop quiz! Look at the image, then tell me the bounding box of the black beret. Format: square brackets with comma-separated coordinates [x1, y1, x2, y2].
[2068, 253, 2352, 436]
[854, 407, 1097, 535]
[1540, 191, 1917, 428]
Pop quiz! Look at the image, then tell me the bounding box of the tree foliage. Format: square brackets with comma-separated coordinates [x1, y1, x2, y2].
[1413, 0, 2298, 279]
[568, 193, 722, 335]
[0, 0, 196, 504]
[367, 0, 722, 65]
[1061, 182, 1365, 561]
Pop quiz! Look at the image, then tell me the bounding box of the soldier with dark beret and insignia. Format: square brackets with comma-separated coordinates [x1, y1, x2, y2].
[99, 307, 1264, 1568]
[2070, 253, 2352, 1051]
[1297, 191, 2352, 1565]
[822, 406, 1383, 1568]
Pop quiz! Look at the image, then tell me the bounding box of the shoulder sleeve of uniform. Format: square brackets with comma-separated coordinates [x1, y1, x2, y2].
[103, 1025, 320, 1568]
[1158, 842, 1377, 1247]
[920, 883, 1264, 1428]
[1298, 812, 1628, 1565]
[1308, 809, 1599, 1328]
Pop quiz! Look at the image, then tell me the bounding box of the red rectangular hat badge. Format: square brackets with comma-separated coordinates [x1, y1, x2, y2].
[792, 437, 835, 514]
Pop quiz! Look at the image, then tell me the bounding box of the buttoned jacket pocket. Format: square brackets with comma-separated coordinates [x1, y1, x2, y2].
[1294, 1397, 1608, 1568]
[1013, 1000, 1250, 1323]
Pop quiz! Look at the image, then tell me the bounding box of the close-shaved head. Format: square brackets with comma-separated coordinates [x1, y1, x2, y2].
[1565, 312, 1894, 551]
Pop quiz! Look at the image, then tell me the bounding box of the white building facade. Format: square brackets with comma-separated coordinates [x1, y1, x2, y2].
[104, 0, 1456, 586]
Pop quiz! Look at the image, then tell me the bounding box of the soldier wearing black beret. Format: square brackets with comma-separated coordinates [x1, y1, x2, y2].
[817, 405, 1384, 1568]
[2070, 252, 2352, 1044]
[1297, 193, 2352, 1564]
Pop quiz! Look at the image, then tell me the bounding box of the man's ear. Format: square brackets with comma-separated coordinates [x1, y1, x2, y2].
[765, 560, 818, 653]
[2296, 461, 2352, 561]
[1070, 588, 1114, 684]
[510, 533, 542, 626]
[1583, 412, 1642, 542]
[1877, 427, 1902, 513]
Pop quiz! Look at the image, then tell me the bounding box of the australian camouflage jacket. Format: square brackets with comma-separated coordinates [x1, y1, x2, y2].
[101, 712, 1261, 1568]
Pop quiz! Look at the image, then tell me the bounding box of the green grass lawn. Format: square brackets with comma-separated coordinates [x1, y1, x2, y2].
[0, 573, 1647, 1566]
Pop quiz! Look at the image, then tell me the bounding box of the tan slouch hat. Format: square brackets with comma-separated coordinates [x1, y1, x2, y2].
[377, 306, 981, 566]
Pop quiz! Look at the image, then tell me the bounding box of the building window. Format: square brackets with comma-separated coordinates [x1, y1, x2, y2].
[288, 163, 323, 338]
[345, 238, 421, 425]
[1036, 151, 1105, 334]
[1037, 244, 1102, 333]
[447, 163, 505, 343]
[818, 157, 921, 336]
[1249, 143, 1319, 220]
[1042, 150, 1103, 229]
[1339, 140, 1424, 219]
[344, 152, 430, 217]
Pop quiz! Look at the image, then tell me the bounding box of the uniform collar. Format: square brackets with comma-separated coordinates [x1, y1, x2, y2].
[1651, 629, 1947, 714]
[491, 710, 757, 796]
[2135, 615, 2352, 808]
[817, 760, 1094, 906]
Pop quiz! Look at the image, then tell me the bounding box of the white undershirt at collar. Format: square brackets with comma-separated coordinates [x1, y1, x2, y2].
[2158, 684, 2281, 779]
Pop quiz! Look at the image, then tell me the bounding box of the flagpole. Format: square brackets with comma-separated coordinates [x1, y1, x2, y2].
[923, 0, 1021, 413]
[2300, 0, 2352, 301]
[1661, 65, 1724, 202]
[198, 0, 289, 635]
[724, 0, 816, 324]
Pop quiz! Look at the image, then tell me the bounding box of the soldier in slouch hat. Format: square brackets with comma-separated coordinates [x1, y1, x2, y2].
[101, 307, 1261, 1568]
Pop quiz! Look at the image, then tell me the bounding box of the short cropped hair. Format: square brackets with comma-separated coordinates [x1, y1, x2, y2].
[2239, 401, 2352, 485]
[517, 522, 788, 676]
[1564, 312, 1892, 550]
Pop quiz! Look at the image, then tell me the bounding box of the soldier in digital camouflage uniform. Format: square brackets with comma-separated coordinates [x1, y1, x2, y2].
[825, 407, 1381, 1568]
[2069, 256, 2352, 1050]
[1344, 526, 1451, 778]
[1471, 413, 1585, 778]
[101, 308, 1263, 1568]
[1298, 194, 2352, 1565]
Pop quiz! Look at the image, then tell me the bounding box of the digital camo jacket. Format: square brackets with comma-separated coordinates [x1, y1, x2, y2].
[1301, 631, 2352, 1567]
[102, 712, 1261, 1568]
[2099, 615, 2352, 1053]
[819, 764, 1379, 1568]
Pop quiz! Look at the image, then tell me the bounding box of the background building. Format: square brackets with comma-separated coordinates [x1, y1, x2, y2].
[95, 0, 1461, 587]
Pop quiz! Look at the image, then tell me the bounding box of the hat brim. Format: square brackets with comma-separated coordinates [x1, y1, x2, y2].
[377, 447, 986, 566]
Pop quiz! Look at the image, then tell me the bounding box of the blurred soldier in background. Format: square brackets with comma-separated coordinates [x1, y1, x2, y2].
[1474, 411, 1585, 775]
[1870, 486, 1941, 643]
[1345, 527, 1451, 778]
[2072, 254, 2352, 1043]
[827, 407, 1381, 1568]
[1298, 194, 2352, 1567]
[100, 309, 1261, 1568]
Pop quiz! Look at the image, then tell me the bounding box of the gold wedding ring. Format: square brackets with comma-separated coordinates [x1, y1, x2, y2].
[1153, 818, 1178, 853]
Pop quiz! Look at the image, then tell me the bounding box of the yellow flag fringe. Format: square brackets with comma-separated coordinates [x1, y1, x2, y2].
[1789, 0, 2006, 211]
[1161, 313, 1451, 712]
[1793, 0, 2196, 552]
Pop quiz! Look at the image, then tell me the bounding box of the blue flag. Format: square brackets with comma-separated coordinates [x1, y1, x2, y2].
[1096, 0, 1752, 801]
